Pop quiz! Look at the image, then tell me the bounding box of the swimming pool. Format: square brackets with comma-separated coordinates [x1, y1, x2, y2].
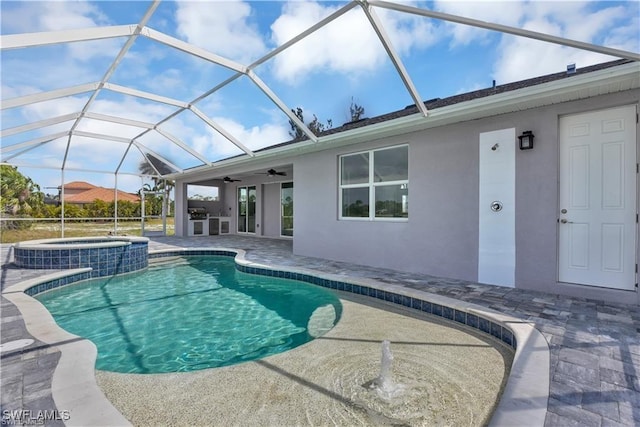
[36, 256, 342, 374]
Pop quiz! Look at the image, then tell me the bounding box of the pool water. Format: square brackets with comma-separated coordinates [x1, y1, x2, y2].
[36, 256, 342, 374]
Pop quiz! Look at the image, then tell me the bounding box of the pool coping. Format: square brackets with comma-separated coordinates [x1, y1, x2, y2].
[2, 268, 130, 427]
[2, 247, 550, 427]
[12, 236, 149, 250]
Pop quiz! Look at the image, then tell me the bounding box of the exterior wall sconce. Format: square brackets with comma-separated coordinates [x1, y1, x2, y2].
[518, 130, 534, 150]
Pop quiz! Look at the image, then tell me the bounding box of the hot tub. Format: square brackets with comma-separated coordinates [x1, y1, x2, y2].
[13, 236, 149, 277]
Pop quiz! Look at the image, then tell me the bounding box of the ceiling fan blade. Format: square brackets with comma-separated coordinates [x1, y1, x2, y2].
[266, 168, 287, 176]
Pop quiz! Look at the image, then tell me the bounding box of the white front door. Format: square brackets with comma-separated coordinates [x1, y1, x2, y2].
[559, 105, 637, 290]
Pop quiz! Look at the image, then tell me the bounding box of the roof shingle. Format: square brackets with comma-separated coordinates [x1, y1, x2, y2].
[64, 187, 140, 204]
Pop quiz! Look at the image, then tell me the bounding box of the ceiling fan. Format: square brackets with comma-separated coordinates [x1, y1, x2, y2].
[256, 168, 287, 177]
[223, 176, 241, 183]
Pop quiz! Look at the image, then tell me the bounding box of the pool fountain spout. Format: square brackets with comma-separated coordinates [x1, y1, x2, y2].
[370, 340, 405, 400]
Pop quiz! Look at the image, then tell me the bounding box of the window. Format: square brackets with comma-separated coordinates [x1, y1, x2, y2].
[187, 185, 219, 201]
[339, 145, 408, 220]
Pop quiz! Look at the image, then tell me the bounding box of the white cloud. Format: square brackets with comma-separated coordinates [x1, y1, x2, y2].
[22, 97, 88, 121]
[91, 97, 174, 123]
[192, 116, 290, 159]
[432, 1, 638, 85]
[222, 119, 291, 151]
[8, 95, 181, 178]
[1, 3, 122, 98]
[1, 1, 107, 34]
[604, 15, 640, 53]
[1, 83, 42, 99]
[67, 38, 124, 63]
[493, 30, 614, 84]
[433, 0, 525, 46]
[378, 6, 438, 53]
[491, 2, 634, 84]
[40, 1, 108, 31]
[270, 1, 438, 84]
[174, 0, 267, 64]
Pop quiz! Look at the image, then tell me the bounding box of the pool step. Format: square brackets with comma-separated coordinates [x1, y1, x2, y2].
[149, 256, 191, 268]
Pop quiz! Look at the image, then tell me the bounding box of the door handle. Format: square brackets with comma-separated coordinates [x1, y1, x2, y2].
[560, 219, 573, 224]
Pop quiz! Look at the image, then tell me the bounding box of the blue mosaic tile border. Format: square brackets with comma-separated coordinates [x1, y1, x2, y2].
[24, 271, 92, 297]
[148, 249, 237, 259]
[234, 262, 517, 350]
[14, 241, 148, 278]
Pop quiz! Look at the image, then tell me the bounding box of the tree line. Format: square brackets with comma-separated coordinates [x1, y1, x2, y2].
[0, 165, 169, 230]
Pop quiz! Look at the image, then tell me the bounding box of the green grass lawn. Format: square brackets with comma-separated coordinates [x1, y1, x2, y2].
[1, 218, 175, 244]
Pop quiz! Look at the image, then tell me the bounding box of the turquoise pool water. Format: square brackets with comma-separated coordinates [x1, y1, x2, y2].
[36, 256, 342, 374]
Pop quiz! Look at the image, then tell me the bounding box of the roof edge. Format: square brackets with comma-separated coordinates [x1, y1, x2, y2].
[172, 60, 640, 181]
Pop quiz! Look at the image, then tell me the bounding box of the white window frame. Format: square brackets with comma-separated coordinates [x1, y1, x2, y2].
[338, 144, 409, 222]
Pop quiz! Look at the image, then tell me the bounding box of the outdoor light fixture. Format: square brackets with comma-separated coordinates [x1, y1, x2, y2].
[518, 130, 534, 150]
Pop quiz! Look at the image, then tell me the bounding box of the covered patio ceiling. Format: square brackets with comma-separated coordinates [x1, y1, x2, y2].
[1, 0, 638, 189]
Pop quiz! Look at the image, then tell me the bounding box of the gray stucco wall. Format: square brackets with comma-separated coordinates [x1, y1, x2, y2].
[262, 183, 282, 238]
[293, 123, 479, 281]
[293, 90, 639, 304]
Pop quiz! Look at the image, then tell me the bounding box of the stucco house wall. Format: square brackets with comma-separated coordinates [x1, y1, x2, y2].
[173, 60, 639, 305]
[261, 182, 290, 238]
[292, 89, 639, 304]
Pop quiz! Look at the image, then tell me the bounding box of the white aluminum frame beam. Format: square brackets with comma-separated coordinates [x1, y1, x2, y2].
[1, 83, 98, 110]
[72, 130, 131, 144]
[1, 113, 79, 137]
[82, 112, 155, 129]
[0, 25, 135, 50]
[113, 1, 359, 171]
[2, 132, 69, 162]
[247, 70, 318, 142]
[61, 134, 73, 170]
[359, 1, 428, 117]
[136, 1, 359, 154]
[370, 0, 640, 62]
[132, 145, 168, 177]
[249, 1, 360, 69]
[132, 141, 184, 174]
[57, 166, 130, 175]
[189, 106, 255, 156]
[1, 131, 69, 154]
[3, 0, 637, 182]
[104, 83, 189, 108]
[141, 27, 247, 74]
[68, 2, 160, 133]
[62, 1, 160, 173]
[114, 143, 136, 176]
[2, 145, 49, 163]
[154, 127, 212, 166]
[115, 126, 205, 180]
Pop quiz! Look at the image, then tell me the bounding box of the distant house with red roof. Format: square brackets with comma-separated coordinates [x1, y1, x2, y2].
[60, 181, 140, 207]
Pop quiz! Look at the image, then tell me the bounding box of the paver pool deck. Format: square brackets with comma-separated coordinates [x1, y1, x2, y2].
[1, 235, 639, 426]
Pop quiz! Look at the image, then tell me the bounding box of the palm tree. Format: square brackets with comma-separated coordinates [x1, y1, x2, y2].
[138, 154, 176, 217]
[0, 165, 44, 216]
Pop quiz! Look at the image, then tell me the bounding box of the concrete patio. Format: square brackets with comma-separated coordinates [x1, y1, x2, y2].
[2, 235, 639, 426]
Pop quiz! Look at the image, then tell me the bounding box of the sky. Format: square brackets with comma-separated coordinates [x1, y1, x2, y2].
[1, 0, 639, 193]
